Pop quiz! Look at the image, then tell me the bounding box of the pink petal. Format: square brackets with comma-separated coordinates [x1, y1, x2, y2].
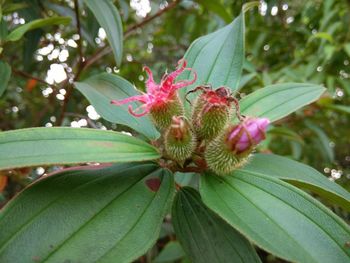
[111, 94, 148, 106]
[143, 66, 159, 93]
[160, 59, 187, 91]
[172, 71, 197, 90]
[128, 104, 150, 117]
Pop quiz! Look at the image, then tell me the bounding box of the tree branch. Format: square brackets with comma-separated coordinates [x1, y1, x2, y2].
[57, 0, 180, 125]
[57, 0, 85, 126]
[11, 68, 58, 89]
[82, 0, 180, 71]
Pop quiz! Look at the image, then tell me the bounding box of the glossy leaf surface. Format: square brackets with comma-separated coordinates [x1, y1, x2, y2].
[242, 154, 350, 210]
[75, 73, 159, 139]
[240, 83, 326, 122]
[200, 172, 350, 263]
[0, 127, 160, 170]
[179, 5, 248, 107]
[0, 163, 174, 262]
[84, 0, 123, 66]
[173, 187, 261, 263]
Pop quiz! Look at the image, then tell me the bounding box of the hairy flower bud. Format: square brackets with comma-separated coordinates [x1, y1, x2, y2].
[191, 87, 238, 141]
[150, 93, 184, 130]
[205, 117, 270, 175]
[164, 116, 196, 162]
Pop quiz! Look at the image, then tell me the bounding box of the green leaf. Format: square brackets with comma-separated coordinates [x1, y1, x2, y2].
[84, 0, 123, 66]
[0, 163, 175, 262]
[240, 83, 326, 122]
[154, 241, 186, 263]
[5, 16, 71, 42]
[308, 32, 334, 43]
[242, 154, 350, 211]
[44, 2, 95, 46]
[0, 18, 8, 42]
[175, 172, 198, 188]
[325, 104, 350, 114]
[23, 29, 42, 71]
[0, 60, 10, 97]
[268, 127, 304, 144]
[195, 0, 231, 23]
[0, 127, 160, 170]
[74, 73, 159, 139]
[2, 3, 28, 15]
[179, 4, 257, 107]
[305, 120, 334, 163]
[238, 72, 257, 89]
[344, 43, 350, 57]
[173, 187, 261, 263]
[200, 172, 350, 263]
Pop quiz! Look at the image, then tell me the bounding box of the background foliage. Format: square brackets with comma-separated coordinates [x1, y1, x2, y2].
[0, 0, 349, 262]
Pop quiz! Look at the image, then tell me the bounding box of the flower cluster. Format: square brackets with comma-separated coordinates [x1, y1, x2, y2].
[111, 59, 196, 129]
[112, 59, 269, 174]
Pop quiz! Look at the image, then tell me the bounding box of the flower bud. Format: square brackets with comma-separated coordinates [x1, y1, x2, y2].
[150, 93, 184, 130]
[164, 116, 196, 162]
[205, 117, 270, 175]
[191, 87, 235, 141]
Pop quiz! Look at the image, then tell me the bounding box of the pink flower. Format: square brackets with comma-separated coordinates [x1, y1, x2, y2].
[111, 59, 197, 117]
[227, 117, 270, 154]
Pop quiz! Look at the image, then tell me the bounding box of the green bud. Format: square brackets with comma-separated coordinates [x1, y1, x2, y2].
[205, 117, 270, 175]
[205, 129, 249, 176]
[164, 116, 196, 162]
[150, 93, 184, 130]
[191, 87, 234, 141]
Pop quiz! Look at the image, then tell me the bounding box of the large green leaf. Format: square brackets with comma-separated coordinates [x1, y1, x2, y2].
[173, 187, 261, 263]
[0, 127, 160, 170]
[5, 17, 71, 42]
[200, 172, 350, 263]
[179, 4, 258, 107]
[172, 187, 260, 263]
[240, 83, 326, 122]
[84, 0, 123, 66]
[242, 154, 350, 211]
[74, 73, 159, 139]
[0, 60, 10, 96]
[0, 163, 174, 262]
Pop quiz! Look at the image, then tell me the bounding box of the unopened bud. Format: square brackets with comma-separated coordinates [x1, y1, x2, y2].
[205, 117, 270, 175]
[191, 87, 237, 141]
[150, 93, 184, 130]
[164, 116, 196, 162]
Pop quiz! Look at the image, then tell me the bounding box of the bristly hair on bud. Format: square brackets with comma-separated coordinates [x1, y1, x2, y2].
[111, 59, 197, 129]
[164, 116, 196, 163]
[189, 86, 241, 141]
[205, 117, 270, 175]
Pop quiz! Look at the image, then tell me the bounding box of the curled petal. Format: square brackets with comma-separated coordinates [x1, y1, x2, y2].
[128, 104, 151, 117]
[160, 59, 188, 90]
[111, 94, 148, 106]
[143, 66, 158, 93]
[172, 70, 197, 90]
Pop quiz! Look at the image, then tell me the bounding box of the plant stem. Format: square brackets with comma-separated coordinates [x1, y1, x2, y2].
[82, 0, 180, 71]
[57, 0, 85, 126]
[11, 68, 58, 89]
